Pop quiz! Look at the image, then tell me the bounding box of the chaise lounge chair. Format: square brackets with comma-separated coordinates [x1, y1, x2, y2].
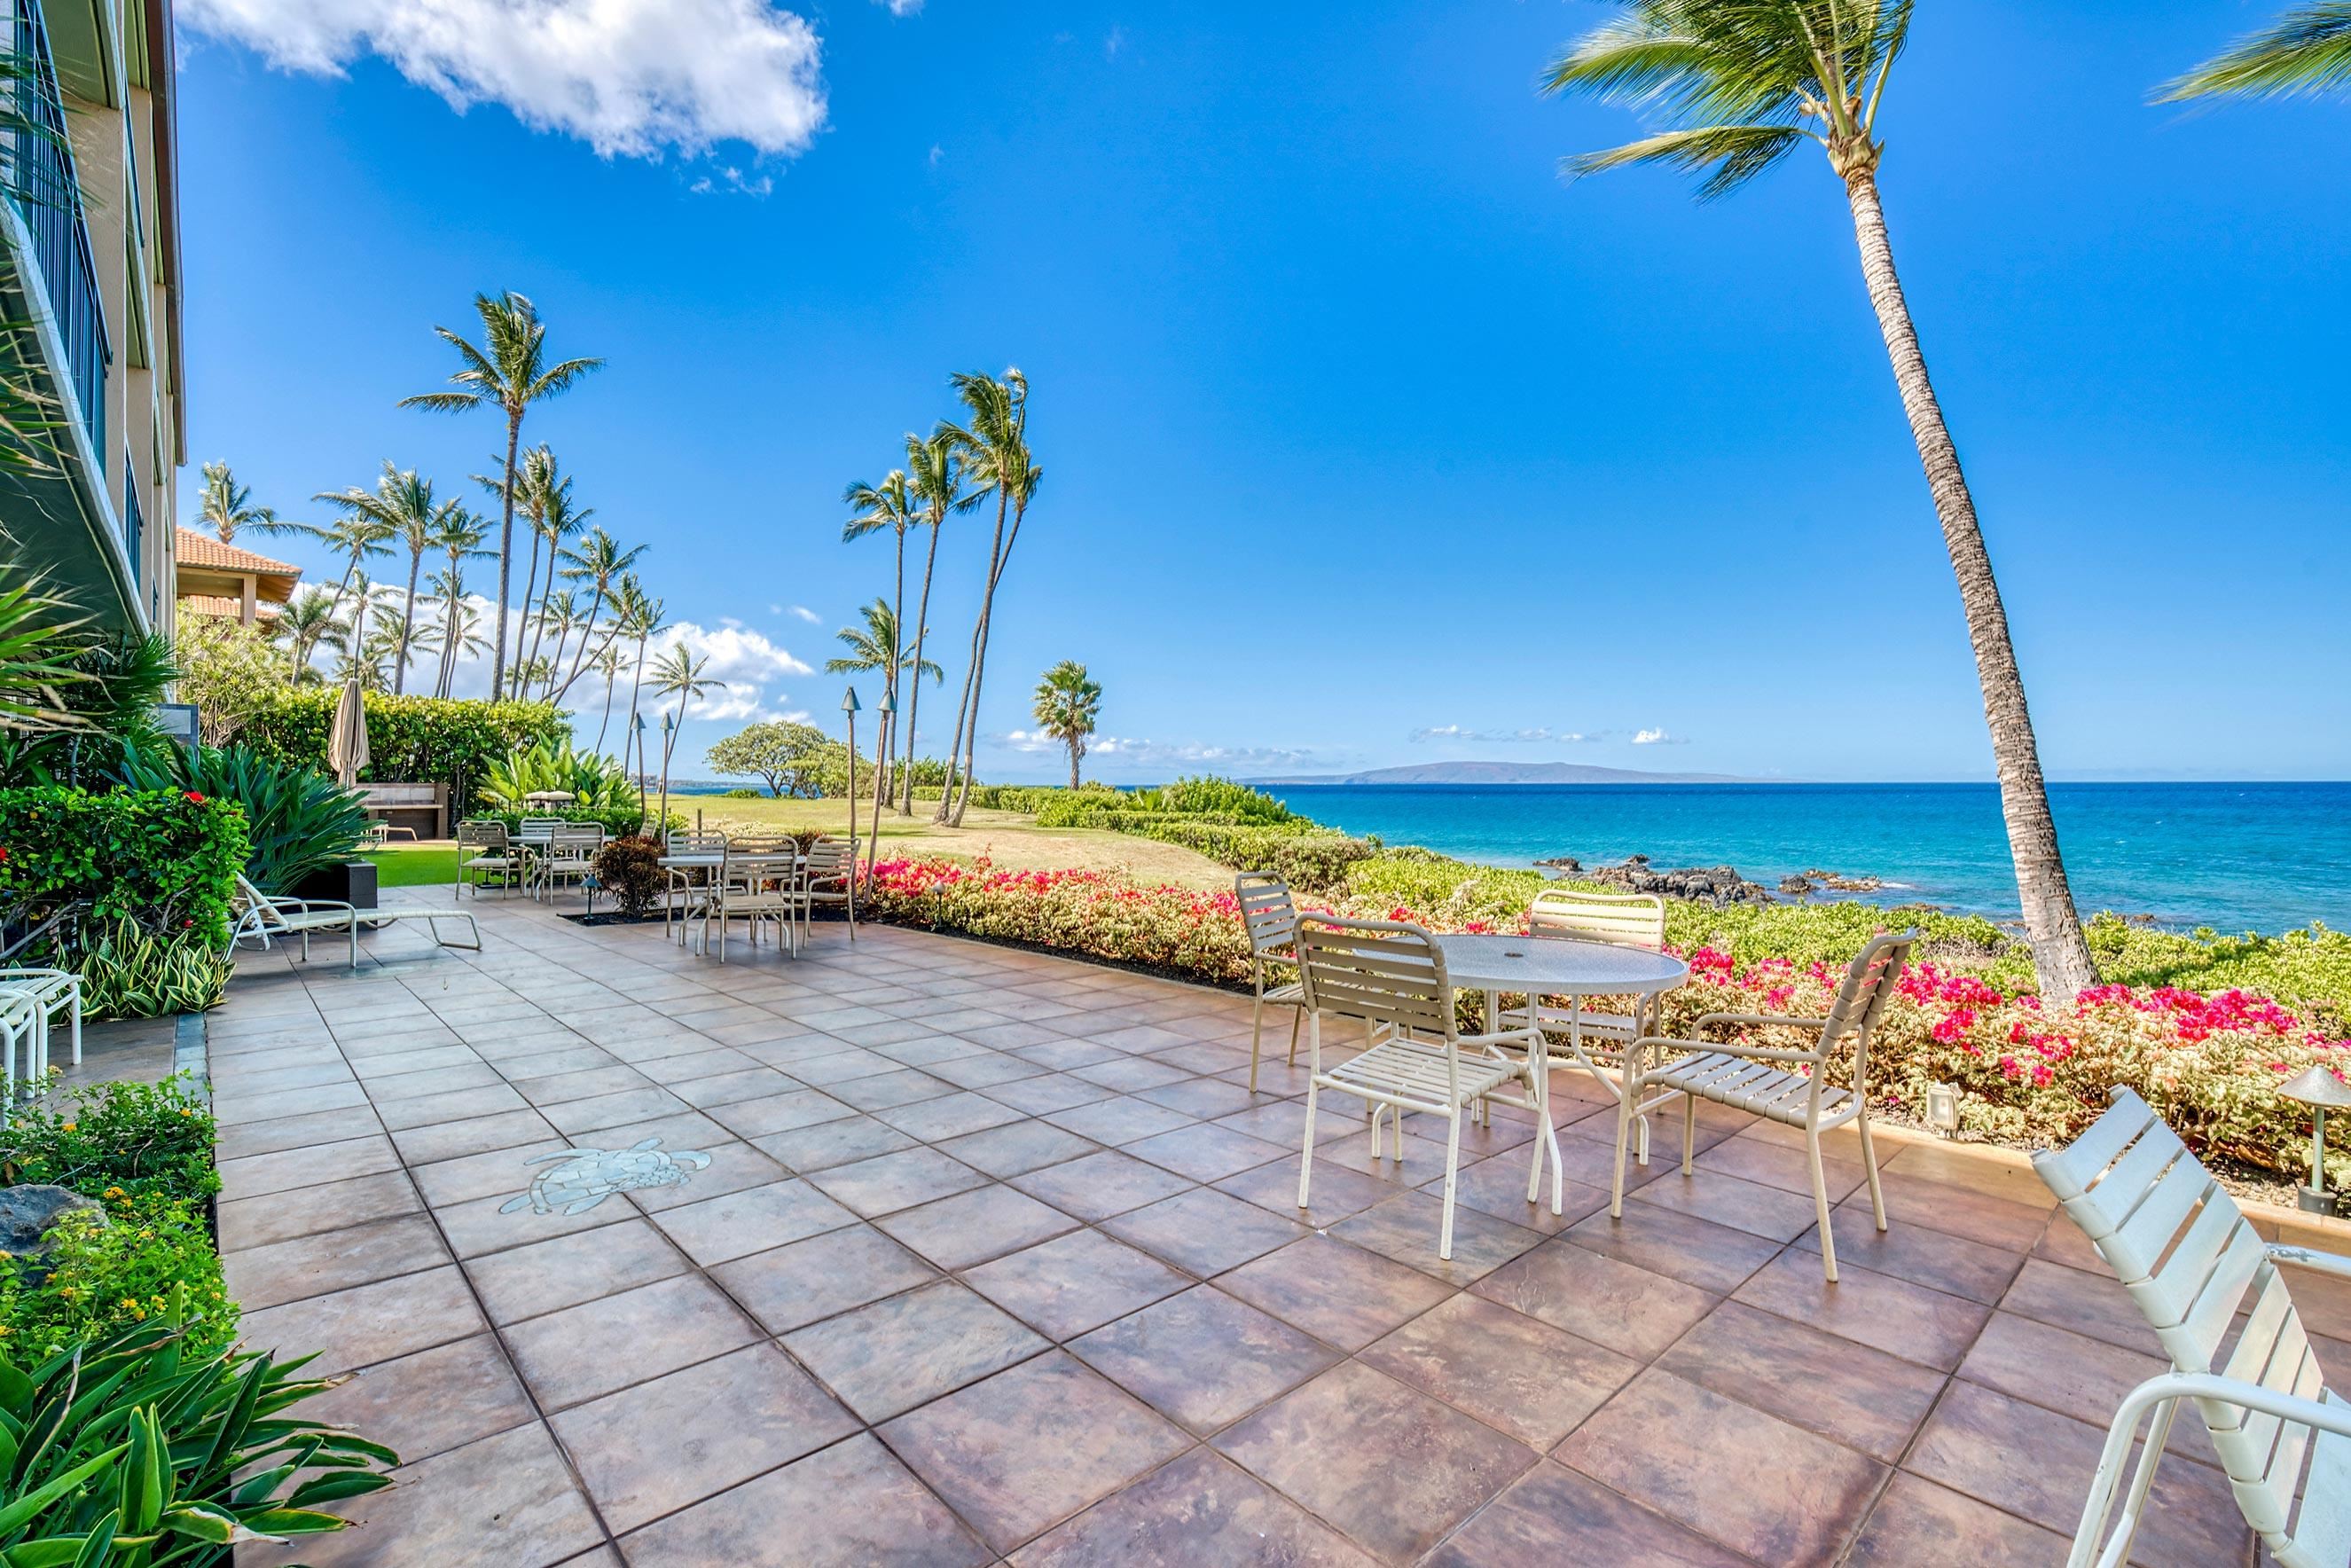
[230, 873, 482, 968]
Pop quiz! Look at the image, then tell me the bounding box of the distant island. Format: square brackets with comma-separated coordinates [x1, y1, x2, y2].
[1247, 761, 1749, 786]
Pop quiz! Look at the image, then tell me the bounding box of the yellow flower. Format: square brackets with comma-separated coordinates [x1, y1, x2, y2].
[59, 1122, 74, 1133]
[103, 1186, 125, 1201]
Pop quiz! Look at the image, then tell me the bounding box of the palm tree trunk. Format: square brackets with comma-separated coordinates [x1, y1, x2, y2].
[595, 660, 619, 755]
[513, 512, 542, 692]
[1068, 741, 1080, 791]
[394, 546, 423, 694]
[942, 490, 1010, 827]
[625, 633, 649, 779]
[932, 615, 984, 824]
[528, 537, 563, 694]
[951, 492, 1030, 826]
[491, 414, 521, 699]
[554, 586, 608, 700]
[1845, 170, 2096, 1002]
[901, 521, 942, 814]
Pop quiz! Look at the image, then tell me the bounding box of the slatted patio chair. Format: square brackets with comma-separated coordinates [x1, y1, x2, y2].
[231, 874, 482, 968]
[1294, 915, 1547, 1260]
[701, 849, 803, 962]
[533, 823, 605, 901]
[1235, 873, 1306, 1094]
[0, 982, 51, 1116]
[455, 819, 519, 898]
[803, 836, 857, 942]
[662, 829, 731, 943]
[2034, 1088, 2351, 1568]
[1495, 888, 1668, 1152]
[1610, 929, 1916, 1282]
[0, 967, 79, 1070]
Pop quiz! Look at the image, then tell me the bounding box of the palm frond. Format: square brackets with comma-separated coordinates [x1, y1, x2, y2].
[1566, 122, 1806, 199]
[399, 390, 483, 414]
[2159, 2, 2351, 100]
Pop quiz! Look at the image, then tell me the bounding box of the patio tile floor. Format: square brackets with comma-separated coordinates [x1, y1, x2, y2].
[212, 888, 2341, 1565]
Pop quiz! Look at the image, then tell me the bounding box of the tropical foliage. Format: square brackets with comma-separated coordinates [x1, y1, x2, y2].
[480, 738, 642, 832]
[1, 1077, 219, 1204]
[2162, 3, 2351, 100]
[707, 720, 846, 799]
[120, 745, 371, 894]
[236, 690, 563, 816]
[73, 920, 234, 1018]
[170, 614, 287, 747]
[592, 835, 665, 917]
[1030, 661, 1101, 790]
[0, 788, 249, 945]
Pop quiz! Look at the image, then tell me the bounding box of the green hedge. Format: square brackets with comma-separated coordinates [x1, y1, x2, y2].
[0, 788, 249, 946]
[239, 692, 566, 815]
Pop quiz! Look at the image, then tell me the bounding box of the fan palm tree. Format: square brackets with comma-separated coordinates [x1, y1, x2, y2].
[2161, 4, 2351, 99]
[401, 292, 602, 699]
[1542, 0, 2096, 1000]
[1031, 661, 1102, 790]
[552, 525, 643, 701]
[196, 461, 294, 544]
[936, 369, 1040, 827]
[900, 427, 976, 814]
[650, 643, 725, 831]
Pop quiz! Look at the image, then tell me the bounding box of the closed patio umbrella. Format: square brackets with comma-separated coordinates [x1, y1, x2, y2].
[328, 677, 371, 788]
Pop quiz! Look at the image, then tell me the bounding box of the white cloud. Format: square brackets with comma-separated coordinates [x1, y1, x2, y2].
[785, 604, 820, 623]
[875, 0, 921, 14]
[1410, 724, 1596, 745]
[647, 620, 814, 722]
[927, 143, 944, 167]
[992, 732, 1316, 771]
[1631, 727, 1688, 746]
[1104, 26, 1125, 59]
[180, 0, 828, 160]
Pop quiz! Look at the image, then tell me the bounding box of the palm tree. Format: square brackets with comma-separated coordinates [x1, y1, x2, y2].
[338, 465, 442, 696]
[273, 586, 347, 679]
[2161, 4, 2351, 99]
[1031, 661, 1102, 790]
[519, 458, 591, 695]
[900, 427, 975, 814]
[591, 641, 627, 756]
[197, 461, 293, 544]
[305, 486, 396, 638]
[535, 591, 582, 700]
[401, 292, 602, 699]
[842, 469, 916, 798]
[936, 369, 1041, 827]
[827, 598, 942, 807]
[1542, 1, 2096, 1000]
[427, 506, 490, 697]
[650, 643, 725, 832]
[422, 568, 491, 697]
[552, 525, 643, 701]
[616, 579, 666, 767]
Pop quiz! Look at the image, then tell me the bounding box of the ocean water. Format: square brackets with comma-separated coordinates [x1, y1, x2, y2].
[1263, 783, 2351, 935]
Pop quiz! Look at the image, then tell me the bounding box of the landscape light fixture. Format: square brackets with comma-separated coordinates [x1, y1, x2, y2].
[842, 688, 861, 851]
[1924, 1082, 1962, 1137]
[867, 692, 896, 890]
[2278, 1064, 2351, 1217]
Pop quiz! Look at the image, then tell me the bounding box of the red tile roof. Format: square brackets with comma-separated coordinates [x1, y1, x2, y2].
[175, 526, 301, 576]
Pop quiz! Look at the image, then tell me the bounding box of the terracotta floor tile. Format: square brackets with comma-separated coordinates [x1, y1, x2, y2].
[807, 1146, 989, 1217]
[216, 1169, 421, 1250]
[388, 1106, 561, 1165]
[1905, 1381, 2251, 1568]
[464, 1217, 692, 1325]
[1557, 1368, 1885, 1564]
[1998, 1257, 2166, 1355]
[875, 1089, 1030, 1142]
[505, 1274, 759, 1410]
[409, 1136, 573, 1205]
[751, 1114, 919, 1172]
[1957, 1310, 2172, 1434]
[513, 1064, 657, 1106]
[216, 1134, 403, 1202]
[237, 1265, 487, 1376]
[1216, 1360, 1537, 1563]
[981, 1071, 1122, 1115]
[1429, 1152, 1610, 1237]
[713, 1222, 938, 1333]
[878, 1184, 1082, 1270]
[1042, 1095, 1200, 1147]
[551, 1344, 857, 1533]
[670, 1066, 803, 1108]
[1845, 1471, 2072, 1567]
[617, 1432, 991, 1568]
[541, 1086, 696, 1136]
[1219, 1235, 1455, 1352]
[1422, 1461, 1752, 1568]
[1657, 1298, 1947, 1463]
[291, 1333, 536, 1466]
[1788, 1211, 2027, 1304]
[1070, 1055, 1194, 1092]
[924, 1050, 1050, 1089]
[1883, 1141, 2057, 1210]
[372, 1082, 533, 1131]
[775, 1046, 900, 1084]
[880, 1351, 1190, 1553]
[825, 1067, 960, 1110]
[1101, 1187, 1309, 1276]
[623, 1138, 790, 1213]
[1069, 1284, 1340, 1434]
[1331, 1189, 1545, 1286]
[936, 1119, 1099, 1178]
[1474, 1239, 1718, 1361]
[1216, 1156, 1397, 1227]
[647, 1178, 858, 1266]
[1849, 1170, 2050, 1251]
[1562, 1203, 1783, 1295]
[1732, 1250, 1991, 1372]
[1626, 1166, 1830, 1243]
[1362, 1291, 1642, 1450]
[782, 1278, 1048, 1420]
[1015, 1039, 1125, 1071]
[1008, 1149, 1195, 1220]
[1133, 1076, 1265, 1120]
[1122, 1122, 1291, 1182]
[435, 1181, 637, 1260]
[1010, 1446, 1375, 1567]
[964, 1229, 1191, 1340]
[217, 1106, 396, 1163]
[1691, 1132, 1869, 1201]
[1211, 1099, 1360, 1149]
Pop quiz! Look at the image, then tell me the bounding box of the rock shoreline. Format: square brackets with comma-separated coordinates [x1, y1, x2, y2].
[1532, 853, 1891, 909]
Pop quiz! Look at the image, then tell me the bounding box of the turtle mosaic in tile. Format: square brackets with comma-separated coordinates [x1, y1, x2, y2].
[500, 1137, 713, 1216]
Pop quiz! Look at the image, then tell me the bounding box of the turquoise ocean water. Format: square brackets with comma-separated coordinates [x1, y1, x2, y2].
[1261, 783, 2351, 935]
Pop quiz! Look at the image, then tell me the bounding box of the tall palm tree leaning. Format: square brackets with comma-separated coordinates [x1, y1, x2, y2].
[1031, 661, 1101, 790]
[401, 292, 601, 701]
[936, 369, 1040, 828]
[900, 427, 974, 814]
[427, 505, 490, 697]
[650, 644, 724, 835]
[306, 488, 396, 643]
[841, 470, 916, 801]
[1543, 1, 2096, 1001]
[829, 598, 944, 858]
[197, 461, 291, 544]
[553, 525, 643, 701]
[2160, 4, 2351, 100]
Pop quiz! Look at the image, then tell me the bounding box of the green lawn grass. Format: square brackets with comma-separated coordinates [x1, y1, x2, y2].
[364, 846, 458, 888]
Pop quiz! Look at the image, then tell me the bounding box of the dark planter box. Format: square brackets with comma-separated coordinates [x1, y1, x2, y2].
[292, 860, 379, 911]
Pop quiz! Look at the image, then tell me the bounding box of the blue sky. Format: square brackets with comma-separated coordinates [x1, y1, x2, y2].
[174, 0, 2351, 783]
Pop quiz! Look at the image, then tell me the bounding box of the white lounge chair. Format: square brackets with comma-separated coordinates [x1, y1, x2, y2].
[0, 966, 80, 1069]
[1234, 872, 1305, 1094]
[2036, 1087, 2351, 1568]
[1610, 929, 1916, 1282]
[0, 984, 49, 1118]
[231, 873, 482, 968]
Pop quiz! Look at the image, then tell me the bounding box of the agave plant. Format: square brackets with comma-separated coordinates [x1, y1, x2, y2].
[119, 746, 371, 893]
[0, 1298, 397, 1563]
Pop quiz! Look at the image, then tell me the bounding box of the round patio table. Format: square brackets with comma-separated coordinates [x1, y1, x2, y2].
[1432, 933, 1689, 1216]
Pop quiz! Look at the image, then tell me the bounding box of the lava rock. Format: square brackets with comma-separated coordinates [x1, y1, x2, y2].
[0, 1184, 105, 1264]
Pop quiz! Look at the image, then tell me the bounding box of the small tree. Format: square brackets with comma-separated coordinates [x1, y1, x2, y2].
[1031, 661, 1101, 790]
[176, 614, 289, 746]
[709, 719, 836, 798]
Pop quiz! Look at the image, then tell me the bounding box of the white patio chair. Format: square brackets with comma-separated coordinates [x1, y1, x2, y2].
[231, 874, 482, 968]
[1294, 915, 1548, 1260]
[1495, 889, 1668, 1155]
[701, 851, 803, 962]
[662, 829, 731, 943]
[455, 819, 519, 898]
[1610, 929, 1916, 1282]
[0, 967, 80, 1068]
[533, 824, 605, 901]
[1234, 872, 1305, 1094]
[0, 983, 50, 1118]
[2036, 1088, 2351, 1568]
[803, 836, 857, 942]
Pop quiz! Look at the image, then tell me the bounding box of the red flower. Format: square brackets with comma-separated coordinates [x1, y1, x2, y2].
[184, 790, 207, 804]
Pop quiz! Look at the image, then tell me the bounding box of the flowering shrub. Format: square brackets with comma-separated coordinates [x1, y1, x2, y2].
[2, 1075, 220, 1203]
[0, 1193, 236, 1359]
[0, 787, 249, 945]
[866, 853, 2348, 1185]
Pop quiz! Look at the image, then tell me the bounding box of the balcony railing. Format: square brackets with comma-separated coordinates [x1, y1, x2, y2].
[121, 443, 141, 588]
[4, 0, 106, 459]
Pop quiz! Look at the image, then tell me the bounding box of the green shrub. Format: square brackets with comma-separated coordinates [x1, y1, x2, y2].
[0, 1307, 396, 1558]
[77, 920, 233, 1017]
[722, 786, 762, 799]
[121, 743, 372, 893]
[0, 1195, 235, 1360]
[482, 739, 644, 835]
[0, 787, 248, 944]
[239, 689, 565, 815]
[593, 835, 666, 917]
[1132, 775, 1300, 823]
[1, 1074, 218, 1203]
